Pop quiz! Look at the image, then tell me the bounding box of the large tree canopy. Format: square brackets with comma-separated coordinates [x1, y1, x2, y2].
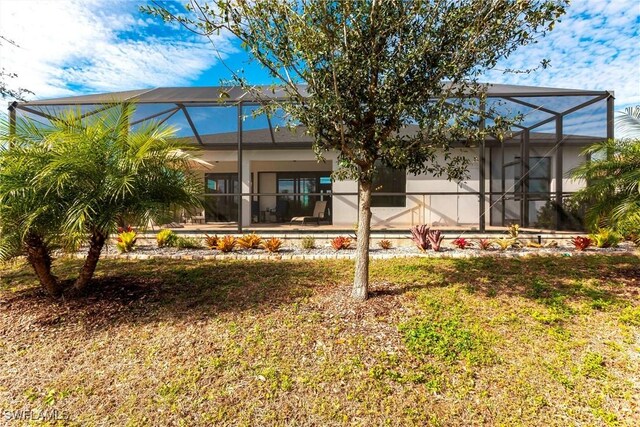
[147, 0, 569, 300]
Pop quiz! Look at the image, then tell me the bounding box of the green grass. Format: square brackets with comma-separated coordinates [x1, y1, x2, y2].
[0, 254, 638, 426]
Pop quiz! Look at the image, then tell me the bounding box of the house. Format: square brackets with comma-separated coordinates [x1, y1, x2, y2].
[8, 83, 614, 232]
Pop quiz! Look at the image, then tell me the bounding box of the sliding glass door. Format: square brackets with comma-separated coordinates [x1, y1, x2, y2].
[204, 173, 238, 222]
[273, 172, 332, 222]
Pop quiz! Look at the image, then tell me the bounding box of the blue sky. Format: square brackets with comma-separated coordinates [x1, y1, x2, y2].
[0, 0, 638, 110]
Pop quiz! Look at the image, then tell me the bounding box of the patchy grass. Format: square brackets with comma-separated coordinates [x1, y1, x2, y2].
[0, 255, 638, 426]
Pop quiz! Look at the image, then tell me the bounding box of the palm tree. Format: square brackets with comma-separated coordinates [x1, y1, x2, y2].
[571, 138, 640, 231]
[0, 119, 66, 296]
[0, 104, 204, 296]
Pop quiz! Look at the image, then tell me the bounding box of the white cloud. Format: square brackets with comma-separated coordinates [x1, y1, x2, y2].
[1, 0, 637, 112]
[0, 0, 235, 99]
[489, 0, 640, 110]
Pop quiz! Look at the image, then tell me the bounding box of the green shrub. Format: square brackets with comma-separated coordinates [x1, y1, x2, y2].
[590, 228, 622, 248]
[174, 236, 203, 249]
[616, 217, 640, 246]
[156, 229, 177, 248]
[301, 236, 315, 250]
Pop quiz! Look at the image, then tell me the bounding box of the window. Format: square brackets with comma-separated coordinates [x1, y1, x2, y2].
[372, 162, 406, 207]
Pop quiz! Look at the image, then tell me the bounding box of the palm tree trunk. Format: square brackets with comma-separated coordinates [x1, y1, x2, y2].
[73, 231, 107, 293]
[352, 180, 372, 301]
[24, 234, 61, 297]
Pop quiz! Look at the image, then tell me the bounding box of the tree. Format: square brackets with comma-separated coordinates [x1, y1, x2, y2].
[147, 0, 568, 300]
[0, 119, 66, 296]
[571, 138, 640, 234]
[0, 104, 204, 296]
[0, 35, 34, 100]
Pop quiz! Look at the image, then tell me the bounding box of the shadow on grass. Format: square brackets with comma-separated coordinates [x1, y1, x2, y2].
[369, 254, 639, 304]
[0, 258, 353, 330]
[447, 255, 640, 304]
[1, 255, 637, 331]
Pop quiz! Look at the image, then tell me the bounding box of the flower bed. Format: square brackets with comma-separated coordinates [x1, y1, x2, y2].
[67, 240, 638, 261]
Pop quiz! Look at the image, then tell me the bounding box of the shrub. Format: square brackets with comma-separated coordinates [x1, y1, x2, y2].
[216, 235, 237, 253]
[572, 236, 592, 251]
[377, 239, 392, 250]
[331, 236, 352, 250]
[237, 233, 262, 250]
[116, 230, 137, 253]
[204, 234, 219, 250]
[616, 217, 640, 246]
[452, 238, 472, 249]
[526, 239, 557, 249]
[175, 236, 203, 249]
[410, 225, 431, 251]
[590, 228, 622, 248]
[493, 238, 516, 251]
[301, 236, 315, 249]
[427, 229, 444, 252]
[156, 229, 177, 248]
[507, 223, 520, 238]
[526, 240, 542, 248]
[262, 237, 283, 253]
[477, 239, 493, 250]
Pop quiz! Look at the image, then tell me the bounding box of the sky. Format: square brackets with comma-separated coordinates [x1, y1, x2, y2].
[0, 0, 638, 111]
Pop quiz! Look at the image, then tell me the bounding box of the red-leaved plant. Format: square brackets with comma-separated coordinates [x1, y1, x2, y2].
[452, 238, 473, 249]
[478, 238, 493, 250]
[572, 236, 592, 251]
[410, 225, 431, 251]
[427, 229, 444, 251]
[331, 236, 352, 251]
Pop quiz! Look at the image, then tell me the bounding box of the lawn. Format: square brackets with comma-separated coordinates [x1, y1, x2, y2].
[1, 255, 639, 426]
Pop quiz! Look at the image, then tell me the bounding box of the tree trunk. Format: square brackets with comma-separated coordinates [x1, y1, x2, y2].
[352, 180, 372, 301]
[24, 234, 62, 297]
[73, 231, 107, 293]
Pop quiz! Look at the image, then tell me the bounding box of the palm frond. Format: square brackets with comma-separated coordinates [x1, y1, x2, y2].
[615, 106, 640, 139]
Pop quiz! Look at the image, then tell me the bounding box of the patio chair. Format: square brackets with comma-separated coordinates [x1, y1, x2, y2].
[184, 209, 206, 224]
[290, 200, 327, 225]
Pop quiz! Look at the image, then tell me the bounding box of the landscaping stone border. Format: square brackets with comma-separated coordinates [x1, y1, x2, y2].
[64, 244, 638, 261]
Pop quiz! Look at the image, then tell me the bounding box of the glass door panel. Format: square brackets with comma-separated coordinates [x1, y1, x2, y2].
[204, 173, 238, 222]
